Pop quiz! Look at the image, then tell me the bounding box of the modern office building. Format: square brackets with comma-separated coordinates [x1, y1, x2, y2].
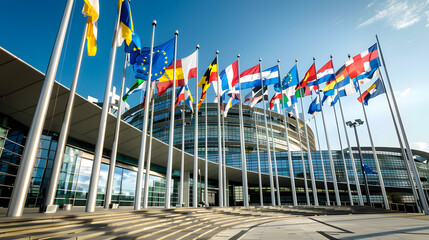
[1, 47, 429, 211]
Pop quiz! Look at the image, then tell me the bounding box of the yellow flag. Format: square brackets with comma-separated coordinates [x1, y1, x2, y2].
[82, 0, 99, 56]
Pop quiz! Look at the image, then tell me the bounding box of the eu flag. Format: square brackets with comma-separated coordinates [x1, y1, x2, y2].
[133, 38, 175, 80]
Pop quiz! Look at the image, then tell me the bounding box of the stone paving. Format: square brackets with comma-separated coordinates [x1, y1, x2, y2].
[213, 213, 429, 240]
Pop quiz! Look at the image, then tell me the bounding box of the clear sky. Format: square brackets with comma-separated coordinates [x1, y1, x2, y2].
[1, 0, 428, 152]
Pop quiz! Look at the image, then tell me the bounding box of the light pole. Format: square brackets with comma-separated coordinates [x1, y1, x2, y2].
[346, 119, 372, 206]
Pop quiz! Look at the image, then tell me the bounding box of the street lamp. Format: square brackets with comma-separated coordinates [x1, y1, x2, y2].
[346, 119, 372, 206]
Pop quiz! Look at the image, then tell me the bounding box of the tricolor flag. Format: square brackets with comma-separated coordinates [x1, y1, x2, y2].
[236, 64, 261, 90]
[116, 0, 134, 47]
[357, 79, 385, 106]
[214, 61, 239, 98]
[197, 57, 218, 111]
[315, 60, 336, 85]
[175, 85, 194, 113]
[157, 50, 197, 96]
[345, 43, 381, 79]
[82, 0, 99, 56]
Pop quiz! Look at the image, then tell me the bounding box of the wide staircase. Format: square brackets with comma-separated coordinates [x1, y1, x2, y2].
[0, 206, 394, 240]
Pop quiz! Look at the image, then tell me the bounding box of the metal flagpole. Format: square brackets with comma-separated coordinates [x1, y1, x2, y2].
[237, 55, 249, 207]
[179, 104, 185, 207]
[376, 35, 429, 214]
[165, 30, 179, 208]
[259, 59, 275, 206]
[105, 57, 127, 209]
[45, 22, 87, 208]
[253, 108, 264, 206]
[215, 51, 224, 207]
[310, 100, 330, 206]
[295, 59, 310, 206]
[143, 95, 155, 208]
[269, 104, 281, 205]
[293, 102, 310, 205]
[318, 91, 341, 206]
[204, 97, 209, 207]
[134, 20, 157, 211]
[193, 45, 199, 208]
[277, 60, 297, 206]
[333, 105, 353, 206]
[331, 56, 364, 206]
[222, 113, 228, 206]
[7, 0, 75, 217]
[356, 83, 389, 210]
[86, 2, 123, 213]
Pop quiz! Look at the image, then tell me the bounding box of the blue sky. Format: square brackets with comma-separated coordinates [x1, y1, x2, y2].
[1, 0, 428, 152]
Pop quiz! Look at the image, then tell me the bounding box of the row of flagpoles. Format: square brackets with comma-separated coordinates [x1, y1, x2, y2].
[6, 0, 429, 217]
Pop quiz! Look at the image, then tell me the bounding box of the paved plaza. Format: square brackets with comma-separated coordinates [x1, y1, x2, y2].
[213, 213, 429, 240]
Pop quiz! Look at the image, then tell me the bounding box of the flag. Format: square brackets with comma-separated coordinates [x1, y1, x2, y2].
[357, 79, 385, 106]
[323, 65, 350, 94]
[316, 60, 336, 85]
[248, 86, 268, 108]
[261, 65, 280, 86]
[197, 57, 218, 110]
[82, 0, 99, 56]
[224, 97, 240, 117]
[308, 95, 321, 118]
[363, 165, 377, 174]
[122, 79, 145, 102]
[278, 65, 299, 107]
[345, 43, 381, 79]
[301, 63, 318, 87]
[116, 0, 134, 47]
[236, 64, 261, 90]
[214, 61, 239, 97]
[269, 92, 282, 110]
[124, 33, 141, 65]
[355, 68, 380, 86]
[133, 38, 175, 80]
[322, 77, 358, 107]
[157, 50, 197, 96]
[175, 85, 194, 113]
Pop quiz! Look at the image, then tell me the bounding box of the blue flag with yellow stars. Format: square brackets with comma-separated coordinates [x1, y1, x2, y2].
[125, 33, 141, 65]
[133, 37, 175, 80]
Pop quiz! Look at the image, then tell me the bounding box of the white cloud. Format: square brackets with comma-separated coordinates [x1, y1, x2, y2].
[395, 88, 411, 98]
[358, 0, 429, 30]
[367, 1, 375, 8]
[411, 142, 429, 151]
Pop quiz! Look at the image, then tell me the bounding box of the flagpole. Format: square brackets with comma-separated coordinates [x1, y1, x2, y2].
[356, 83, 389, 210]
[297, 61, 319, 206]
[204, 97, 209, 207]
[318, 91, 341, 206]
[105, 56, 127, 209]
[333, 104, 354, 206]
[331, 56, 364, 206]
[269, 107, 282, 205]
[277, 59, 297, 206]
[310, 98, 330, 206]
[253, 107, 264, 206]
[222, 113, 228, 206]
[86, 2, 123, 213]
[6, 0, 74, 217]
[294, 60, 311, 206]
[376, 35, 429, 214]
[259, 59, 276, 206]
[193, 45, 199, 208]
[45, 22, 88, 209]
[165, 30, 179, 208]
[134, 21, 157, 210]
[179, 104, 185, 207]
[236, 54, 249, 207]
[143, 94, 155, 208]
[215, 51, 224, 207]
